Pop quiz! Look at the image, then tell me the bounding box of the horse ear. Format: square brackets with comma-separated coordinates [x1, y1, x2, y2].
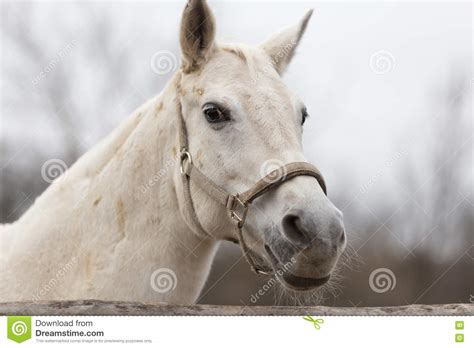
[259, 10, 313, 75]
[180, 0, 216, 73]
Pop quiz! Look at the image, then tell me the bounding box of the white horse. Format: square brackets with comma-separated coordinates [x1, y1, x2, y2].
[0, 0, 345, 304]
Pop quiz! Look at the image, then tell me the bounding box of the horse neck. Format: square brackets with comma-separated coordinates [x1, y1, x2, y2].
[105, 76, 220, 302]
[17, 74, 219, 303]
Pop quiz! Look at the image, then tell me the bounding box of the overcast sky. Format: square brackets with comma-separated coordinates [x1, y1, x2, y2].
[1, 0, 472, 220]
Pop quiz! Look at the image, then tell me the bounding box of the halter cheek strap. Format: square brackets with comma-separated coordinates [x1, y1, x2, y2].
[175, 78, 327, 275]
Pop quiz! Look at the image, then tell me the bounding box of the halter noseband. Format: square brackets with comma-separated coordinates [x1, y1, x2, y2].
[175, 77, 327, 275]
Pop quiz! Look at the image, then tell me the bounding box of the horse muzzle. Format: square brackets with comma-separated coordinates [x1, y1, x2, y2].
[263, 206, 346, 290]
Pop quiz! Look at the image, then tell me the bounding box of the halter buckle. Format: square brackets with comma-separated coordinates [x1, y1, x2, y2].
[229, 195, 248, 228]
[253, 268, 271, 276]
[179, 149, 193, 175]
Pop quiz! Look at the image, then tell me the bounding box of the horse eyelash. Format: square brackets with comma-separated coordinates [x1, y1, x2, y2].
[203, 102, 232, 119]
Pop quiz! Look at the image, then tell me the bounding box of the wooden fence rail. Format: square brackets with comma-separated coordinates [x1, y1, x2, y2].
[0, 300, 472, 316]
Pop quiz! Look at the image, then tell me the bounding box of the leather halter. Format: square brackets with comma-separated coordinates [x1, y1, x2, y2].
[175, 79, 327, 275]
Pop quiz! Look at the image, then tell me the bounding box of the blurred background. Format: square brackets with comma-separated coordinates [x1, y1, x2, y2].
[1, 1, 472, 306]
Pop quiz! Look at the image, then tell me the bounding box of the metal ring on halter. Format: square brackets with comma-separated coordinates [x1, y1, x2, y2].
[229, 195, 248, 228]
[179, 149, 192, 175]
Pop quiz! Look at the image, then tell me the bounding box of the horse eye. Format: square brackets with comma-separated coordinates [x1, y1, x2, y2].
[203, 103, 228, 123]
[301, 108, 309, 125]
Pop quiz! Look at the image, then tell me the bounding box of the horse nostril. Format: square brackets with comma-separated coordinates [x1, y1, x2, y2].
[339, 228, 346, 245]
[281, 213, 311, 249]
[332, 217, 345, 242]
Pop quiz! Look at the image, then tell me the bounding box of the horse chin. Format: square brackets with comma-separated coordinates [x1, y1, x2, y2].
[276, 273, 330, 291]
[263, 244, 331, 291]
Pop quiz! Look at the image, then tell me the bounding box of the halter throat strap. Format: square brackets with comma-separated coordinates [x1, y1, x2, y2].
[175, 79, 327, 275]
